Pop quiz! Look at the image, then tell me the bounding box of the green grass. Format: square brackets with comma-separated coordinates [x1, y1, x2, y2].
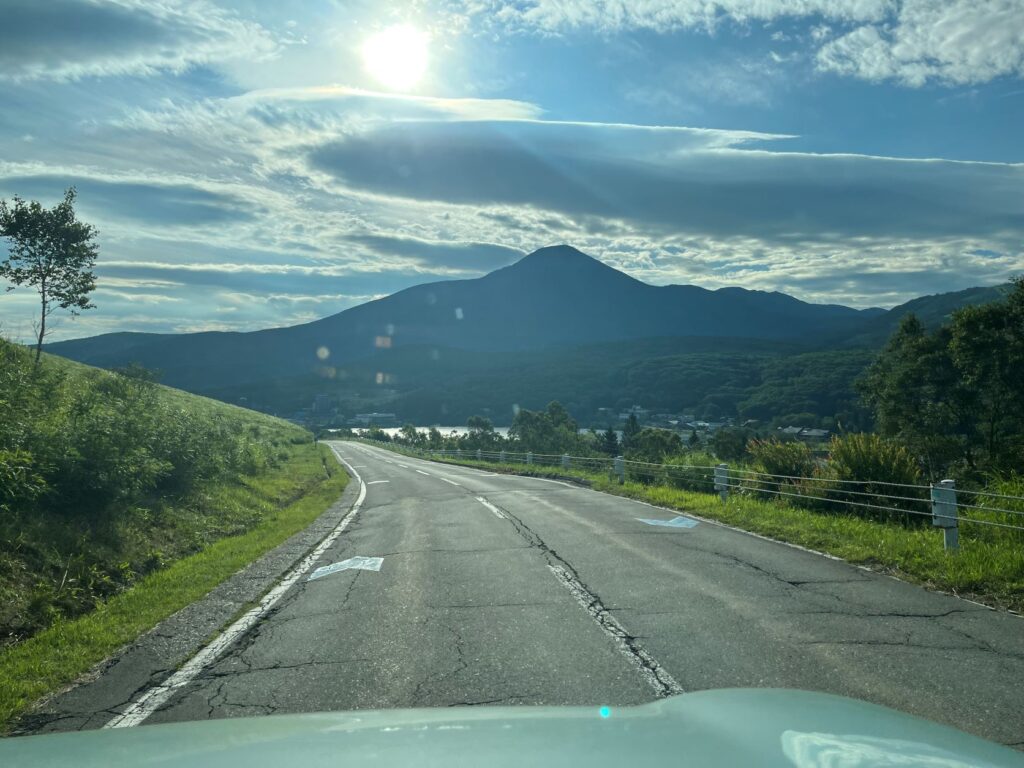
[365, 442, 1024, 614]
[0, 443, 348, 732]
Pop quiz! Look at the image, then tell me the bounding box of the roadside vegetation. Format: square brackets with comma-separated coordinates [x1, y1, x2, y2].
[0, 443, 346, 732]
[0, 338, 341, 647]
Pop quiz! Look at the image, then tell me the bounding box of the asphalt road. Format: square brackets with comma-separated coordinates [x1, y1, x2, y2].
[31, 441, 1024, 746]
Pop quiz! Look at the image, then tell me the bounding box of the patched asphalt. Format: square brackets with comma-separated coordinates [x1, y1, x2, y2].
[18, 442, 1024, 748]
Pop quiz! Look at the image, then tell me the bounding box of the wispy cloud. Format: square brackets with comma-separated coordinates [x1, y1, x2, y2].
[0, 0, 277, 82]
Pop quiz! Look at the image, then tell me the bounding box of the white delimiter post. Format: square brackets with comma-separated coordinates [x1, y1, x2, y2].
[613, 456, 625, 484]
[931, 479, 959, 553]
[527, 452, 533, 465]
[562, 454, 571, 469]
[714, 464, 729, 502]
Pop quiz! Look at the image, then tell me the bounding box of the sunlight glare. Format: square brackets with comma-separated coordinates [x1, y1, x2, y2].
[361, 24, 429, 91]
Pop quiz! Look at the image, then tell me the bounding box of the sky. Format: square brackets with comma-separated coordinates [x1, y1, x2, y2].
[1, 0, 1022, 342]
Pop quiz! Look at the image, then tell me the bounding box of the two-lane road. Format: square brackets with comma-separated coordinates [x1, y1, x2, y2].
[32, 441, 1024, 747]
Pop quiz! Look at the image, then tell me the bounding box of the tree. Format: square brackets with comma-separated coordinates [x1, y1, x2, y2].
[859, 282, 1024, 476]
[0, 188, 98, 363]
[600, 426, 619, 456]
[622, 413, 641, 450]
[467, 415, 494, 434]
[625, 427, 682, 463]
[711, 428, 749, 462]
[398, 423, 422, 445]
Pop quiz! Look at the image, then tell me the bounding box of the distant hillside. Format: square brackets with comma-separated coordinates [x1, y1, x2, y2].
[840, 284, 1011, 347]
[200, 334, 873, 429]
[47, 245, 878, 392]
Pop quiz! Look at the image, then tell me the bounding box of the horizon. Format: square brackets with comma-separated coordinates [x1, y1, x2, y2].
[1, 1, 1023, 342]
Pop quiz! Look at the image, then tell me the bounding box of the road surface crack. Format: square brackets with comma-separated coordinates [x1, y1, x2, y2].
[483, 496, 683, 697]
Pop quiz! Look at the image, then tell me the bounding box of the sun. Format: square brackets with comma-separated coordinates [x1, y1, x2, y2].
[361, 24, 429, 91]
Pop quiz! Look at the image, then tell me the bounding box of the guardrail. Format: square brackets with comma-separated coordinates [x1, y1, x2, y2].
[346, 440, 1024, 553]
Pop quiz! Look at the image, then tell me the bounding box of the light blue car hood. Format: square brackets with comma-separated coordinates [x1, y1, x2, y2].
[2, 689, 1021, 767]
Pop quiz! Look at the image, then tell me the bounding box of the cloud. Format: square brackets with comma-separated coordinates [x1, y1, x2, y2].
[480, 0, 890, 34]
[0, 0, 277, 82]
[343, 234, 524, 271]
[816, 0, 1024, 86]
[0, 174, 256, 226]
[473, 0, 1024, 87]
[307, 119, 1024, 243]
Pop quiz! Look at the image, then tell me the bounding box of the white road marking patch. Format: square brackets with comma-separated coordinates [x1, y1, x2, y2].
[475, 496, 506, 519]
[105, 444, 365, 729]
[366, 480, 390, 485]
[636, 516, 699, 529]
[308, 556, 383, 581]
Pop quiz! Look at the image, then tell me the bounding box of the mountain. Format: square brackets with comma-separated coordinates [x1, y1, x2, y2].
[840, 284, 1011, 347]
[48, 245, 878, 392]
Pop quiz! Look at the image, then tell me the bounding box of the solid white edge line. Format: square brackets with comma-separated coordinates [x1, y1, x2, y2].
[104, 444, 366, 728]
[475, 496, 506, 519]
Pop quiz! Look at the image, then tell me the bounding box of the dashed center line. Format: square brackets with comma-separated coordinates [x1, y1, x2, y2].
[439, 477, 461, 486]
[415, 469, 431, 476]
[366, 480, 390, 485]
[475, 496, 506, 519]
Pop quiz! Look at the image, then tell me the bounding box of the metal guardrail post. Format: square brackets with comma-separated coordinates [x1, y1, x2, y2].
[714, 463, 729, 502]
[527, 452, 533, 465]
[562, 454, 570, 469]
[931, 479, 959, 553]
[613, 456, 625, 484]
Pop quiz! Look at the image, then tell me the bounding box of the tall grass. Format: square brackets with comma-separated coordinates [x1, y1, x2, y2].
[0, 338, 314, 645]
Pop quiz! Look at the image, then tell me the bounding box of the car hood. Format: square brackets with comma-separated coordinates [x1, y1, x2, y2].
[2, 689, 1021, 767]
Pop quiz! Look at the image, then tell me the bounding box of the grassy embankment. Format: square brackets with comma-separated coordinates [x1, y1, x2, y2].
[360, 441, 1024, 614]
[0, 340, 349, 730]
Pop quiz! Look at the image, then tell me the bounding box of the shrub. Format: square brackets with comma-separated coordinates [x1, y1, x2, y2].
[744, 438, 819, 504]
[663, 452, 718, 492]
[826, 433, 927, 525]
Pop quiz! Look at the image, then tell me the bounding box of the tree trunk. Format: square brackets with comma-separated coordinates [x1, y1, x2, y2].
[34, 283, 46, 365]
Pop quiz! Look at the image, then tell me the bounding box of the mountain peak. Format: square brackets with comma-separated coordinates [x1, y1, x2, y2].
[522, 244, 593, 262]
[484, 244, 640, 291]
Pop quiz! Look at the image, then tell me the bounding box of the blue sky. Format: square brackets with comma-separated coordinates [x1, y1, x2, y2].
[1, 0, 1022, 341]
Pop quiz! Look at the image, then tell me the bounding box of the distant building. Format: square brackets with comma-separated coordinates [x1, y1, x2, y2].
[778, 425, 831, 440]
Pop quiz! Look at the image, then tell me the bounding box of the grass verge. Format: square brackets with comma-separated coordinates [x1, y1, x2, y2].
[368, 444, 1024, 614]
[0, 443, 348, 732]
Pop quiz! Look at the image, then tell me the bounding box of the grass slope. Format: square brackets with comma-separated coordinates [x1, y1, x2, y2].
[0, 443, 347, 731]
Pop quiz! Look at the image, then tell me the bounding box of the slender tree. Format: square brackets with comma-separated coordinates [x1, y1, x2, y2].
[0, 188, 98, 363]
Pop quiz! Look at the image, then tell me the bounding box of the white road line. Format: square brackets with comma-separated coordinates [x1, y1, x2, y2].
[439, 477, 461, 487]
[366, 480, 390, 485]
[397, 463, 410, 469]
[105, 445, 366, 729]
[475, 496, 506, 519]
[415, 469, 430, 476]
